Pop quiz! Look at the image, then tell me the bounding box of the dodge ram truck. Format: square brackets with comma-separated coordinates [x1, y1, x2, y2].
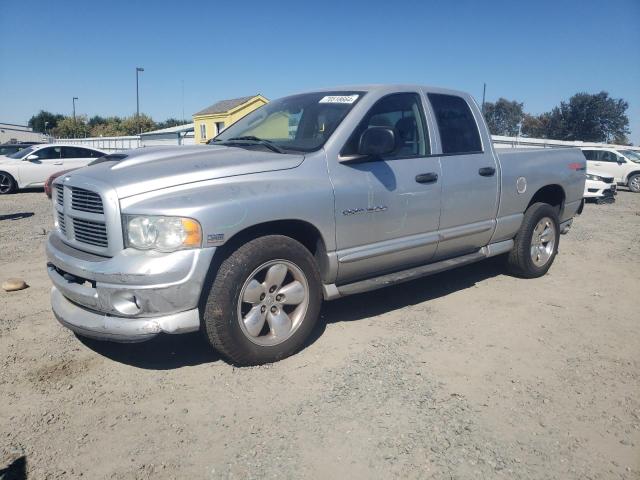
[47, 85, 586, 365]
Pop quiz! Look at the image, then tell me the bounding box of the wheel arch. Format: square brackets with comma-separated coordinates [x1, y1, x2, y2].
[526, 184, 566, 214]
[211, 219, 331, 281]
[624, 170, 640, 184]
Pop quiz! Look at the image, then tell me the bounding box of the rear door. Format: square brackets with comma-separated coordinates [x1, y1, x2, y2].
[330, 92, 442, 284]
[61, 147, 103, 170]
[18, 146, 63, 186]
[426, 92, 499, 260]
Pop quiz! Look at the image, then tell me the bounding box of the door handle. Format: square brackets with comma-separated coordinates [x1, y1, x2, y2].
[478, 167, 496, 177]
[54, 161, 63, 165]
[415, 172, 438, 184]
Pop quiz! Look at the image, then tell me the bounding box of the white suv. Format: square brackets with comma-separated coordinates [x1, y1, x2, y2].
[581, 148, 640, 193]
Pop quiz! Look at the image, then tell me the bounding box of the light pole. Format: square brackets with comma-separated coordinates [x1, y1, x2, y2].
[136, 67, 144, 133]
[44, 121, 49, 139]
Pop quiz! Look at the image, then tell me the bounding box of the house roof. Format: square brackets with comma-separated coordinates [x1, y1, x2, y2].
[140, 123, 194, 136]
[193, 95, 262, 116]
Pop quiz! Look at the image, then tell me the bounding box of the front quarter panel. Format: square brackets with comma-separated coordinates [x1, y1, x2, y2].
[119, 150, 336, 254]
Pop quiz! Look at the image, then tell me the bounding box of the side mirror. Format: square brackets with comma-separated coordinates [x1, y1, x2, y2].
[25, 154, 39, 161]
[617, 157, 625, 164]
[358, 127, 396, 157]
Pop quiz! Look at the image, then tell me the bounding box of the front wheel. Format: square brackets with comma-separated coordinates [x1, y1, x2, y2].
[202, 235, 322, 366]
[628, 174, 640, 193]
[0, 172, 17, 194]
[506, 202, 560, 278]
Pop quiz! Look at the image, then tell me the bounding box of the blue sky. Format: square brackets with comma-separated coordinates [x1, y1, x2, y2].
[1, 0, 639, 143]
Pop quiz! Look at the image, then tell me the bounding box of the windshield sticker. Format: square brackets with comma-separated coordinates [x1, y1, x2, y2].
[319, 94, 359, 104]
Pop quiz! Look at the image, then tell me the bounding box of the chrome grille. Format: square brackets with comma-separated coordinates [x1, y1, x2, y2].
[71, 187, 104, 214]
[55, 185, 64, 205]
[72, 218, 108, 247]
[57, 211, 66, 234]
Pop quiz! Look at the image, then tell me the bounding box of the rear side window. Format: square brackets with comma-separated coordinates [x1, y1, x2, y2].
[582, 150, 596, 160]
[428, 93, 482, 155]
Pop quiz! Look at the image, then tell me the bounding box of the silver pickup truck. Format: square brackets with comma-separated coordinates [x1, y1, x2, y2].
[47, 85, 585, 365]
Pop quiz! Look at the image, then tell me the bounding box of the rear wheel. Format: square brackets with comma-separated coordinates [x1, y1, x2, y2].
[202, 235, 322, 366]
[507, 202, 560, 278]
[628, 174, 640, 193]
[0, 172, 17, 194]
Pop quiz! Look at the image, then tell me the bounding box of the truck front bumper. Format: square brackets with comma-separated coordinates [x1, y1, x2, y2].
[46, 233, 216, 342]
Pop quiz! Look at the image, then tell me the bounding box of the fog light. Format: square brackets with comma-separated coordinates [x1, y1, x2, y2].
[111, 291, 142, 316]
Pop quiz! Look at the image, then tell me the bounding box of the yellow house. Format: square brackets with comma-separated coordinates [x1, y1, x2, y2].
[193, 94, 268, 143]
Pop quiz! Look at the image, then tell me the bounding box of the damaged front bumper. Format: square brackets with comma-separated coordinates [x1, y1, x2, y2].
[46, 232, 215, 342]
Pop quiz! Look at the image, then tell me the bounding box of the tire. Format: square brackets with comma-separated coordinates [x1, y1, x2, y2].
[0, 172, 17, 194]
[628, 174, 640, 193]
[202, 235, 322, 366]
[506, 202, 560, 278]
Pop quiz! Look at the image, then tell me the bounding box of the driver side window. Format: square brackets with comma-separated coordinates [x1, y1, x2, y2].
[341, 93, 429, 158]
[34, 147, 62, 160]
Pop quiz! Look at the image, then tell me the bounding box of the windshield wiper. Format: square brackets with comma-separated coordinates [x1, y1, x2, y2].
[219, 136, 284, 153]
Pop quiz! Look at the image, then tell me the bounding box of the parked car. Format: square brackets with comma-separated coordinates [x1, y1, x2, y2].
[43, 153, 124, 198]
[580, 147, 640, 193]
[46, 85, 585, 365]
[584, 173, 616, 203]
[0, 143, 34, 157]
[0, 144, 106, 194]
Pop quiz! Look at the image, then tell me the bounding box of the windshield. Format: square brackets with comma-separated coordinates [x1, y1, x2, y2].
[7, 146, 35, 159]
[212, 91, 364, 152]
[619, 150, 640, 163]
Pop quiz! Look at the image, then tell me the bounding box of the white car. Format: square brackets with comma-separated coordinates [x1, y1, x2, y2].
[584, 173, 616, 203]
[0, 144, 106, 194]
[580, 147, 640, 193]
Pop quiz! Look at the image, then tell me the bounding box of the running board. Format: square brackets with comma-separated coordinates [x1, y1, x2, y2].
[322, 239, 513, 300]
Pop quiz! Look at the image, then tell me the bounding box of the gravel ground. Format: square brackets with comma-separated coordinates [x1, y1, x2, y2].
[1, 189, 639, 479]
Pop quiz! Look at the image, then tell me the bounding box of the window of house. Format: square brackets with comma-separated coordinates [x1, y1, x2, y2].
[427, 93, 482, 155]
[200, 124, 207, 140]
[341, 93, 429, 158]
[215, 122, 225, 134]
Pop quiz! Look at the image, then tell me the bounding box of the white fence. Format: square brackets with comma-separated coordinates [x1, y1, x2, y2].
[54, 134, 639, 153]
[55, 135, 140, 151]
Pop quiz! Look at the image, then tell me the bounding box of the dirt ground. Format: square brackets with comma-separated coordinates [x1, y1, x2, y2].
[1, 188, 639, 480]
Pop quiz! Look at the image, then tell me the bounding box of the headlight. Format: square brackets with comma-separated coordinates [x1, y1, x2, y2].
[586, 174, 602, 181]
[124, 215, 202, 252]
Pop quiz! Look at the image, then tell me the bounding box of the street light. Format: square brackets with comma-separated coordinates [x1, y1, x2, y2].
[44, 121, 49, 138]
[136, 67, 144, 134]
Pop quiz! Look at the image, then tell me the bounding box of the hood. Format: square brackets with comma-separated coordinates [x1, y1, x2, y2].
[66, 145, 305, 198]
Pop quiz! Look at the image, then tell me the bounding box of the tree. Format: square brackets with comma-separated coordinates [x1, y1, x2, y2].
[28, 111, 64, 134]
[88, 115, 108, 128]
[120, 114, 156, 135]
[52, 115, 90, 138]
[523, 92, 629, 143]
[483, 98, 524, 136]
[156, 118, 186, 130]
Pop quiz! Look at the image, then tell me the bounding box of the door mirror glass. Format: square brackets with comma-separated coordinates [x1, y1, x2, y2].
[25, 154, 39, 161]
[617, 157, 625, 164]
[358, 127, 396, 157]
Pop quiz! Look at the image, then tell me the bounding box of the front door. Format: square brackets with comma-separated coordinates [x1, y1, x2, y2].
[426, 92, 499, 260]
[584, 149, 625, 183]
[18, 146, 63, 187]
[329, 92, 442, 284]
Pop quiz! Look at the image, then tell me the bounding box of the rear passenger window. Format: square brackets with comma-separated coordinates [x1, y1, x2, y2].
[428, 93, 482, 155]
[582, 150, 596, 160]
